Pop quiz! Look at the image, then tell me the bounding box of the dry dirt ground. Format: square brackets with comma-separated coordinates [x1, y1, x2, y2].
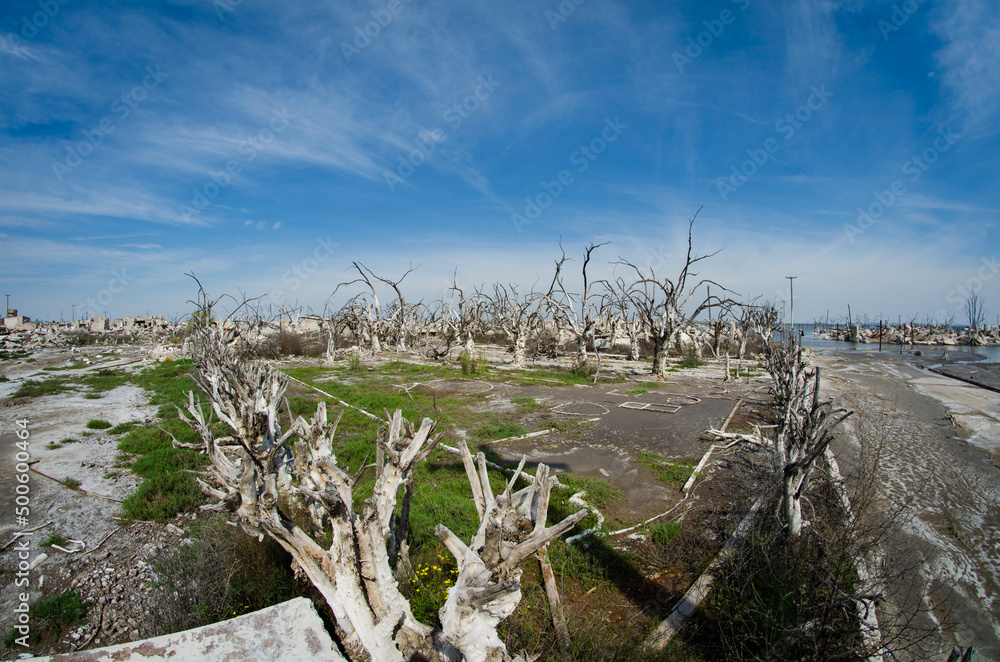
[0, 347, 196, 657]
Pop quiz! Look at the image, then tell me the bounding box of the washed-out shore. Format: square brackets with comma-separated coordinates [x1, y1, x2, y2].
[813, 347, 1000, 659]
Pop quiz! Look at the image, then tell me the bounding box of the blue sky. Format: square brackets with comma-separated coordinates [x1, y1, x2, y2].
[1, 0, 998, 324]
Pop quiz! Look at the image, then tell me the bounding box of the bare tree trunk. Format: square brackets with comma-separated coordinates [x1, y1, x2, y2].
[176, 321, 585, 661]
[652, 339, 669, 377]
[513, 333, 527, 367]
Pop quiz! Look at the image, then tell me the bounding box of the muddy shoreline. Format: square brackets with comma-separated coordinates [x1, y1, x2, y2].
[813, 348, 1000, 659]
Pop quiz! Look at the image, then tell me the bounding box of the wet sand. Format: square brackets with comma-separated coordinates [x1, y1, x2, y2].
[814, 349, 1000, 659]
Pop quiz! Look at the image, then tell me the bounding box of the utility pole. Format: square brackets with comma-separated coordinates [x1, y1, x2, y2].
[72, 304, 75, 323]
[786, 276, 797, 346]
[4, 294, 9, 317]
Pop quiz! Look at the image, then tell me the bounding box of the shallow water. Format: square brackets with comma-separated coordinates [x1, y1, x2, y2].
[801, 328, 1000, 363]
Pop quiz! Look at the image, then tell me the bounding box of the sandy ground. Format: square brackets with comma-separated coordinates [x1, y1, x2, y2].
[814, 349, 1000, 659]
[0, 347, 159, 656]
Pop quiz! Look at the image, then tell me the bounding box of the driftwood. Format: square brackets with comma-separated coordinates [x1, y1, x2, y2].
[178, 324, 586, 661]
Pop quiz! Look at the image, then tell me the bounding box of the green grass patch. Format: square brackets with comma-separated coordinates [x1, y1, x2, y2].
[638, 450, 698, 487]
[85, 419, 112, 430]
[511, 396, 541, 412]
[82, 392, 103, 399]
[122, 473, 204, 521]
[557, 474, 623, 511]
[63, 477, 81, 490]
[79, 368, 129, 393]
[41, 533, 69, 548]
[473, 420, 528, 441]
[30, 591, 86, 628]
[108, 421, 140, 435]
[60, 437, 79, 444]
[648, 521, 682, 547]
[116, 360, 209, 521]
[45, 442, 62, 450]
[626, 388, 647, 395]
[10, 378, 74, 399]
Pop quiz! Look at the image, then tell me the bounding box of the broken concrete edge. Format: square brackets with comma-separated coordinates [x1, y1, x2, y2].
[25, 597, 346, 662]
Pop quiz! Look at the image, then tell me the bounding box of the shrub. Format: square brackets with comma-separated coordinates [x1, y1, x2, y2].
[648, 521, 681, 547]
[678, 346, 702, 368]
[348, 352, 361, 371]
[30, 591, 86, 629]
[148, 516, 302, 634]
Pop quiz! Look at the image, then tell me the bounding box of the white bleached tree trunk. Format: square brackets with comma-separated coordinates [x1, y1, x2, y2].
[763, 341, 852, 536]
[176, 323, 585, 660]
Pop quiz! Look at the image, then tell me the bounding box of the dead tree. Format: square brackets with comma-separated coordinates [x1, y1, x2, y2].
[763, 342, 852, 536]
[176, 322, 585, 661]
[490, 283, 543, 368]
[605, 283, 644, 360]
[448, 275, 486, 356]
[616, 210, 731, 377]
[335, 292, 382, 355]
[543, 241, 608, 370]
[965, 293, 987, 344]
[334, 262, 418, 353]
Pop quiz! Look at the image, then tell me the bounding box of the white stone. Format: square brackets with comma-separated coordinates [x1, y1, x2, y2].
[24, 598, 344, 662]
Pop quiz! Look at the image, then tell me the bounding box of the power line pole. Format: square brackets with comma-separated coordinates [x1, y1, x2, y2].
[4, 294, 9, 317]
[786, 276, 797, 346]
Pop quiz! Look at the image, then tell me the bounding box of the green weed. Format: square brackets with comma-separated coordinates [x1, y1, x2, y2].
[473, 421, 528, 441]
[10, 378, 73, 398]
[41, 533, 69, 548]
[638, 450, 698, 487]
[108, 421, 140, 435]
[85, 419, 112, 430]
[648, 521, 682, 547]
[30, 591, 86, 628]
[511, 396, 541, 412]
